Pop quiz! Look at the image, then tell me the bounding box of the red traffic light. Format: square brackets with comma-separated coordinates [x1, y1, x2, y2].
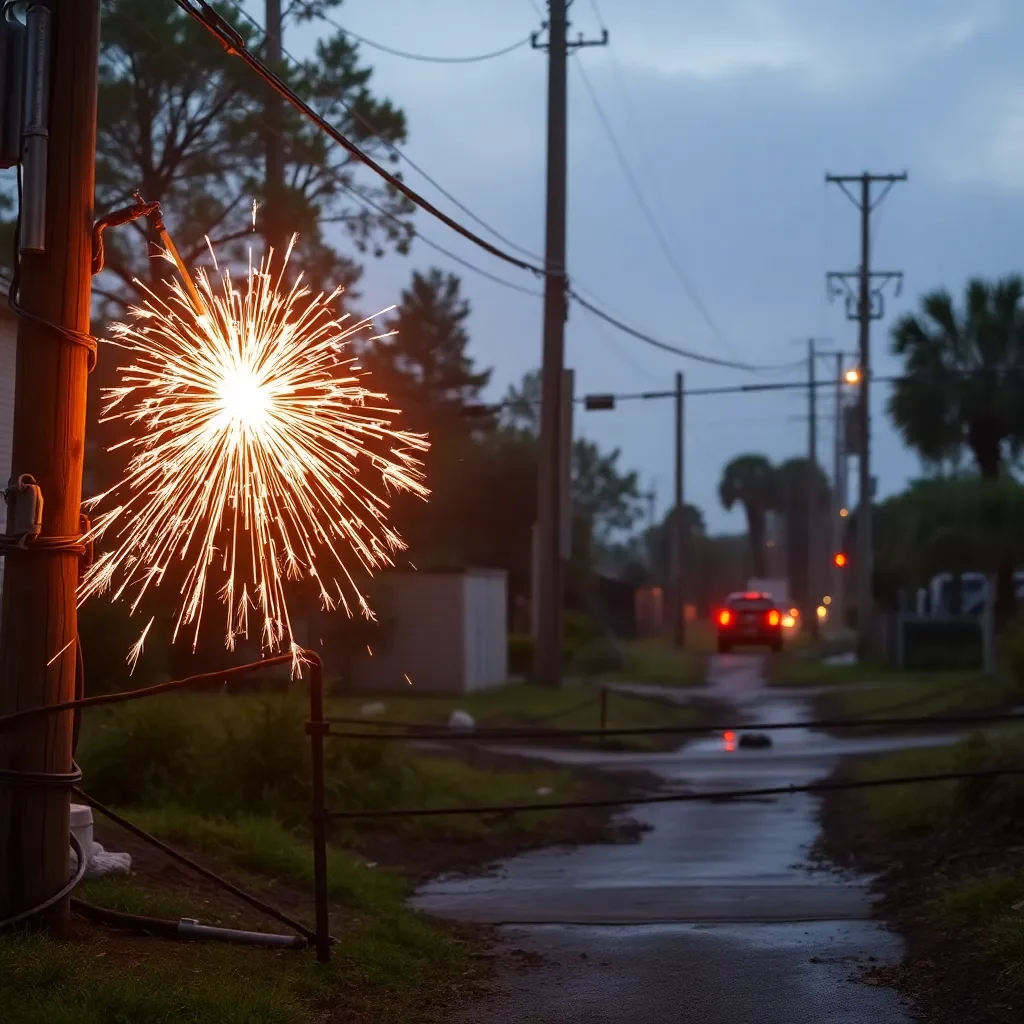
[833, 552, 848, 568]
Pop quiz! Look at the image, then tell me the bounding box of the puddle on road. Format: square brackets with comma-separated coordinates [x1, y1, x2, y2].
[417, 655, 941, 912]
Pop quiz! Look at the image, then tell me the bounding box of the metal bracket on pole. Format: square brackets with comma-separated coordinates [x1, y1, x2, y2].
[826, 271, 903, 321]
[18, 0, 51, 254]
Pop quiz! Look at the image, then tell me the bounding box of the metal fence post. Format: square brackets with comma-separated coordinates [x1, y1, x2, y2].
[306, 653, 331, 963]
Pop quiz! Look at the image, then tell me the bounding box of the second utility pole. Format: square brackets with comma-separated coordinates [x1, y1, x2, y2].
[826, 170, 906, 658]
[264, 0, 286, 257]
[531, 3, 606, 686]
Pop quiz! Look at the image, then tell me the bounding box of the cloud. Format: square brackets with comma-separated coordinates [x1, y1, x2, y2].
[610, 0, 1003, 94]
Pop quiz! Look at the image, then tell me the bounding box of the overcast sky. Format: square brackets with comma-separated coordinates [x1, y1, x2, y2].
[277, 0, 1024, 534]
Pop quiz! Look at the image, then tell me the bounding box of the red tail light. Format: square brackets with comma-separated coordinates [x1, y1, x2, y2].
[767, 610, 780, 626]
[718, 609, 732, 627]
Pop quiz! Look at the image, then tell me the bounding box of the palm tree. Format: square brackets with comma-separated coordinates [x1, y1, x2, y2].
[718, 455, 776, 577]
[888, 276, 1024, 479]
[890, 276, 1024, 623]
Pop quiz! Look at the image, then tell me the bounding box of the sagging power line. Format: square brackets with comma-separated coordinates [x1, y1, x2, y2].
[174, 0, 548, 276]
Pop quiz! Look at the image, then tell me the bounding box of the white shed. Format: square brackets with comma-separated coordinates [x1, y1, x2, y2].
[350, 569, 508, 694]
[0, 274, 16, 598]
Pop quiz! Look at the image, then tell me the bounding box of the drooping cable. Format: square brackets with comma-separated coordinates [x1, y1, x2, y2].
[174, 0, 546, 277]
[223, 0, 546, 265]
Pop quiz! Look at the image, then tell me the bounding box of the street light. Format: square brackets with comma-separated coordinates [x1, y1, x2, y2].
[844, 367, 861, 385]
[839, 507, 849, 518]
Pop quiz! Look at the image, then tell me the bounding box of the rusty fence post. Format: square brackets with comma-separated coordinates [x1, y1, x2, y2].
[305, 653, 331, 964]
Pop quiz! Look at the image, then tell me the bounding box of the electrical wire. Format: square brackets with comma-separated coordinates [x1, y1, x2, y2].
[195, 0, 795, 374]
[218, 0, 546, 267]
[173, 0, 546, 277]
[306, 9, 532, 65]
[0, 833, 87, 931]
[325, 767, 1024, 821]
[573, 54, 741, 363]
[324, 705, 1024, 743]
[103, 1, 543, 303]
[123, 0, 785, 373]
[569, 290, 766, 370]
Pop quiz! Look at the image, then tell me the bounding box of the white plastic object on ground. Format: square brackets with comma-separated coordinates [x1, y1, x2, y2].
[68, 803, 132, 879]
[448, 710, 476, 730]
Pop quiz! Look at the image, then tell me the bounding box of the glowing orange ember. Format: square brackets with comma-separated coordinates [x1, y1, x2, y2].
[81, 236, 429, 671]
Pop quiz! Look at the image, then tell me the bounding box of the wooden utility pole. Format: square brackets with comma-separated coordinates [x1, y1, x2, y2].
[826, 171, 906, 656]
[530, 3, 606, 685]
[264, 0, 286, 258]
[0, 0, 101, 929]
[672, 371, 685, 648]
[831, 353, 846, 630]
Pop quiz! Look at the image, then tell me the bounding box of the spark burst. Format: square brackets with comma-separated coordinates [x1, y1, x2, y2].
[81, 236, 429, 669]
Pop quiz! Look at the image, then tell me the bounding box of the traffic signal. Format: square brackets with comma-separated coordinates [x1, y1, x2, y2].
[833, 552, 848, 568]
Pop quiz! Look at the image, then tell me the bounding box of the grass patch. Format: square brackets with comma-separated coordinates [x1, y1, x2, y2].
[78, 691, 578, 840]
[0, 912, 474, 1024]
[1, 805, 481, 1023]
[835, 672, 1015, 720]
[853, 728, 1024, 837]
[770, 653, 906, 687]
[0, 935, 314, 1024]
[74, 875, 198, 920]
[929, 874, 1024, 930]
[926, 875, 1024, 996]
[332, 678, 699, 751]
[118, 807, 403, 910]
[609, 638, 707, 686]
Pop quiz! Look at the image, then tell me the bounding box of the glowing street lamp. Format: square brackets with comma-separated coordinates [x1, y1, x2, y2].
[844, 367, 862, 385]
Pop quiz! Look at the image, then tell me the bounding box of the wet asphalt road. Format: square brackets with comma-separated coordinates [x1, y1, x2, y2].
[414, 654, 956, 1023]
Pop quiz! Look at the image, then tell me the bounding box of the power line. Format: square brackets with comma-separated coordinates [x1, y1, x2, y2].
[323, 768, 1024, 821]
[574, 54, 742, 363]
[110, 1, 542, 299]
[304, 11, 532, 65]
[175, 0, 546, 276]
[571, 290, 800, 371]
[138, 2, 797, 374]
[221, 0, 546, 266]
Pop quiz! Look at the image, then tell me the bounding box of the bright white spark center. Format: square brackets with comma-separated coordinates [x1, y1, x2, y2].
[215, 365, 271, 430]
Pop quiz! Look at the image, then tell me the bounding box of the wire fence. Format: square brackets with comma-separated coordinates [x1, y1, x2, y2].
[2, 662, 1022, 968]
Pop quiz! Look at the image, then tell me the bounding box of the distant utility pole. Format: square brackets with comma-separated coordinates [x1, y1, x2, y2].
[807, 339, 819, 639]
[264, 0, 286, 258]
[673, 371, 685, 648]
[825, 170, 907, 658]
[0, 0, 101, 930]
[531, 3, 607, 686]
[831, 353, 850, 631]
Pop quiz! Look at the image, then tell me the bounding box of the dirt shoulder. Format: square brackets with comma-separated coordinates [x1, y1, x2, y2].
[816, 756, 1024, 1024]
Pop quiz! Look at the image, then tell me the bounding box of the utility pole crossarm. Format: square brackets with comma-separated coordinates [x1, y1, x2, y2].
[824, 171, 907, 658]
